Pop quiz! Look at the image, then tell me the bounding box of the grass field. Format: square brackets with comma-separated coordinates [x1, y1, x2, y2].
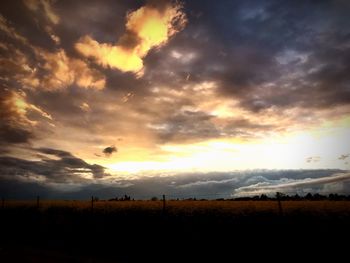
[1, 200, 350, 262]
[4, 199, 350, 217]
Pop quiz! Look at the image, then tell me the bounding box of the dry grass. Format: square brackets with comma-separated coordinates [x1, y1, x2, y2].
[3, 200, 350, 216]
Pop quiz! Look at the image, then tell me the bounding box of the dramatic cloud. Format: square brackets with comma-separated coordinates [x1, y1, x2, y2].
[75, 2, 186, 75]
[0, 147, 109, 184]
[103, 146, 117, 157]
[0, 0, 350, 199]
[0, 22, 105, 91]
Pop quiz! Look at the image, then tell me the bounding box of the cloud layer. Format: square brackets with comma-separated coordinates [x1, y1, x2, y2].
[1, 167, 349, 199]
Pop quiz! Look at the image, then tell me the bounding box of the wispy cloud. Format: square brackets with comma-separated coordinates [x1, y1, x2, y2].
[306, 156, 320, 163]
[24, 0, 60, 24]
[0, 15, 28, 44]
[339, 154, 349, 160]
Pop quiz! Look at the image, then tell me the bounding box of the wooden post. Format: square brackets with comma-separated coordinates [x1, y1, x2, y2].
[1, 197, 4, 209]
[162, 195, 166, 214]
[91, 196, 94, 212]
[36, 196, 40, 209]
[276, 192, 283, 216]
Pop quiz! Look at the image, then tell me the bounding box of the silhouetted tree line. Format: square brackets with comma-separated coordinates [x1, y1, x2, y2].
[233, 193, 350, 201]
[104, 193, 350, 201]
[108, 194, 133, 201]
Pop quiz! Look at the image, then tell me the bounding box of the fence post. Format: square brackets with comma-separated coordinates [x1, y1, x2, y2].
[37, 196, 40, 209]
[162, 194, 166, 214]
[276, 192, 283, 216]
[91, 196, 94, 212]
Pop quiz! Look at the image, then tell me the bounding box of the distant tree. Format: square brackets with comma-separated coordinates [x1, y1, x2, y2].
[305, 193, 313, 200]
[292, 194, 301, 200]
[260, 194, 268, 200]
[151, 197, 158, 201]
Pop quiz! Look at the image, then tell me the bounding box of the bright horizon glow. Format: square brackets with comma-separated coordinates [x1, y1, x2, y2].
[105, 120, 350, 174]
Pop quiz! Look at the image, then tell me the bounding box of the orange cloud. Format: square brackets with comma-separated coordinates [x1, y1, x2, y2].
[75, 2, 186, 75]
[1, 89, 52, 128]
[36, 49, 106, 90]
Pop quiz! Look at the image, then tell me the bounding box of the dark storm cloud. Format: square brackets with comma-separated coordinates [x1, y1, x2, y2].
[103, 145, 117, 156]
[151, 110, 220, 142]
[0, 147, 109, 183]
[144, 0, 350, 113]
[149, 111, 276, 143]
[223, 118, 275, 138]
[220, 0, 350, 112]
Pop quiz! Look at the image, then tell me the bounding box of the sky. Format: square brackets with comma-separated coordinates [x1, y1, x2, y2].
[1, 0, 350, 199]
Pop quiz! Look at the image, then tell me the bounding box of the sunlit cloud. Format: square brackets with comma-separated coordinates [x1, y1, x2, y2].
[0, 88, 54, 147]
[2, 89, 51, 123]
[0, 13, 105, 91]
[75, 2, 186, 75]
[35, 49, 106, 90]
[79, 102, 90, 112]
[44, 25, 60, 45]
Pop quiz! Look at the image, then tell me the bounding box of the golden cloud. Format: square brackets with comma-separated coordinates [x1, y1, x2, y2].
[1, 89, 52, 128]
[36, 49, 106, 90]
[75, 2, 186, 75]
[0, 15, 104, 91]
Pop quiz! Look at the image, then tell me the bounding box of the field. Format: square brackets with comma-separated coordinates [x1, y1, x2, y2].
[1, 200, 350, 262]
[4, 199, 350, 214]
